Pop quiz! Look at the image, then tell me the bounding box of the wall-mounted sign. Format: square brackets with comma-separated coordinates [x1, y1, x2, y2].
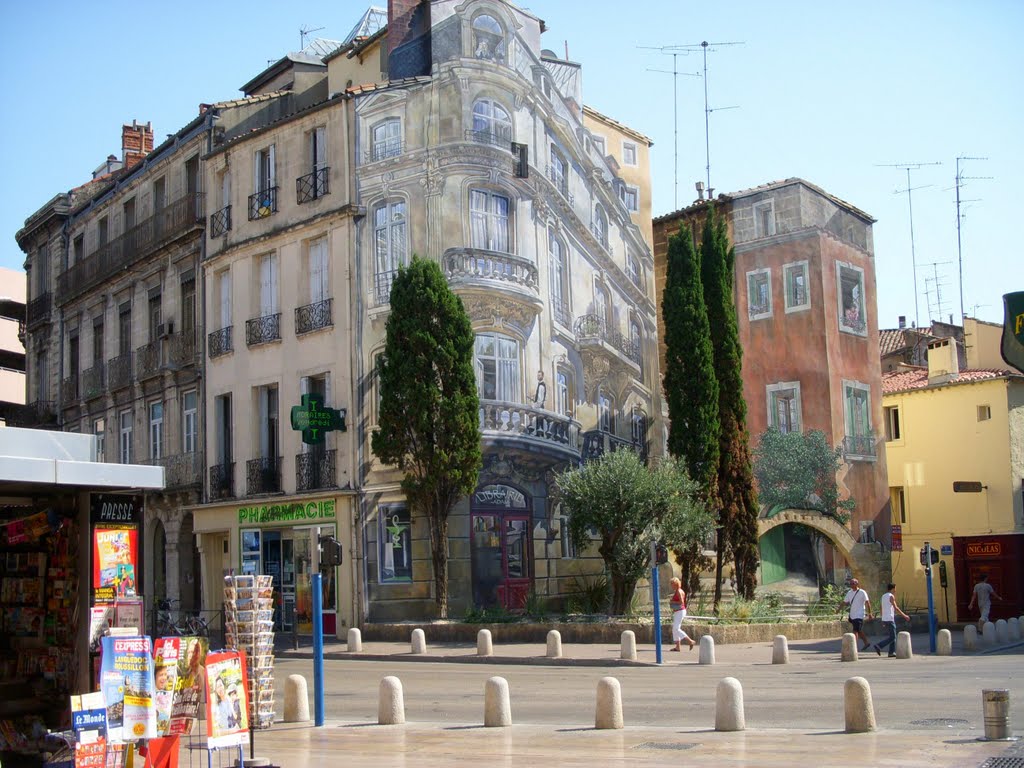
[290, 393, 347, 445]
[890, 524, 902, 552]
[940, 544, 953, 555]
[237, 498, 336, 525]
[473, 484, 527, 509]
[91, 494, 143, 605]
[967, 541, 1001, 557]
[953, 481, 984, 493]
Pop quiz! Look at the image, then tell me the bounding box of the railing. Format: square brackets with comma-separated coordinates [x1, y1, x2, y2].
[478, 400, 580, 453]
[295, 299, 332, 335]
[364, 141, 404, 163]
[373, 270, 400, 306]
[296, 167, 330, 204]
[442, 248, 539, 295]
[208, 327, 232, 359]
[843, 433, 876, 459]
[550, 297, 572, 328]
[248, 187, 279, 221]
[4, 400, 57, 428]
[209, 462, 234, 500]
[107, 353, 132, 390]
[61, 375, 78, 403]
[574, 314, 641, 366]
[247, 457, 282, 495]
[144, 451, 204, 490]
[82, 365, 105, 400]
[245, 313, 281, 346]
[167, 331, 197, 368]
[546, 166, 573, 204]
[136, 341, 161, 380]
[464, 129, 511, 149]
[26, 292, 52, 329]
[56, 193, 204, 305]
[210, 205, 231, 237]
[295, 449, 336, 492]
[149, 607, 224, 646]
[581, 430, 647, 463]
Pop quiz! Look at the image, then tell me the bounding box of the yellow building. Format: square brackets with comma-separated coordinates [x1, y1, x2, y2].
[882, 323, 1024, 622]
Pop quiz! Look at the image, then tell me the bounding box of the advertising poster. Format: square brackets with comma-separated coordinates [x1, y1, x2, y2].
[99, 636, 156, 742]
[92, 528, 138, 604]
[168, 637, 208, 736]
[152, 638, 181, 737]
[204, 651, 249, 748]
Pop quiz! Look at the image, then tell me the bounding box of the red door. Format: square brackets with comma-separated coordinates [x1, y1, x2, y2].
[470, 484, 533, 610]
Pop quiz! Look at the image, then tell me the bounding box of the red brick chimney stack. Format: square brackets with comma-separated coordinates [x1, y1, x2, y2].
[387, 0, 422, 62]
[122, 120, 154, 170]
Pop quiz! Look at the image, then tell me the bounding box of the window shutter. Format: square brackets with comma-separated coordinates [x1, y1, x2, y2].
[253, 151, 261, 193]
[221, 171, 231, 209]
[259, 387, 270, 459]
[268, 144, 276, 190]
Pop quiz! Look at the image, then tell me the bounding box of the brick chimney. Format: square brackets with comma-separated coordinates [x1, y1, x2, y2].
[122, 120, 154, 170]
[926, 337, 960, 384]
[387, 0, 430, 78]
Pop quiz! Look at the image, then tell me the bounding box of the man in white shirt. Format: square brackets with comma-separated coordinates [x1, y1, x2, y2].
[872, 582, 910, 657]
[967, 573, 1001, 629]
[844, 578, 873, 651]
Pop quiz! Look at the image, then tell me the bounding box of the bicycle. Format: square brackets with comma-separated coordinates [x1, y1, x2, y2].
[184, 612, 212, 637]
[155, 599, 190, 637]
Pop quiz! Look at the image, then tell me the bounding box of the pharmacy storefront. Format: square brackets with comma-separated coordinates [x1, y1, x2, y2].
[192, 495, 355, 638]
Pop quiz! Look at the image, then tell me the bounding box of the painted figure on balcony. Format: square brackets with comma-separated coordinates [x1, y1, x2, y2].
[532, 370, 546, 408]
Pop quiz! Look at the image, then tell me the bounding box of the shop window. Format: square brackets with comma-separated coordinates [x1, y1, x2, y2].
[379, 505, 413, 582]
[837, 262, 867, 336]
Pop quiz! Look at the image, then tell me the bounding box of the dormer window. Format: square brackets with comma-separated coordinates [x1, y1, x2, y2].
[472, 14, 505, 62]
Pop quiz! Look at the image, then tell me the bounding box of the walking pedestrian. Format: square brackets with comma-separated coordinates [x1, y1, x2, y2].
[844, 578, 873, 651]
[967, 573, 1001, 629]
[668, 577, 695, 651]
[872, 582, 910, 657]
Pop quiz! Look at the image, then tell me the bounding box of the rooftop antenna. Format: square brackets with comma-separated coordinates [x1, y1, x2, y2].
[639, 46, 700, 209]
[875, 161, 941, 329]
[954, 156, 991, 327]
[300, 24, 325, 49]
[921, 260, 953, 323]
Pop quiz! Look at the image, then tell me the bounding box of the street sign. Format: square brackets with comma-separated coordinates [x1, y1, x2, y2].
[953, 481, 984, 493]
[891, 524, 903, 552]
[940, 544, 952, 555]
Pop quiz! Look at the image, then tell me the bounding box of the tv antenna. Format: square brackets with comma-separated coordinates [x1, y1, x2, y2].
[639, 46, 700, 210]
[300, 24, 325, 49]
[875, 161, 941, 329]
[920, 260, 953, 323]
[954, 156, 991, 327]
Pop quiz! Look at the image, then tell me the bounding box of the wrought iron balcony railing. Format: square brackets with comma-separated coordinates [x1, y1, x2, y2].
[364, 141, 404, 163]
[295, 449, 336, 492]
[4, 400, 58, 428]
[581, 430, 647, 463]
[478, 400, 581, 453]
[373, 270, 400, 306]
[145, 451, 204, 490]
[26, 292, 52, 330]
[248, 187, 278, 221]
[82, 365, 105, 400]
[55, 193, 204, 306]
[167, 331, 197, 369]
[209, 462, 234, 500]
[245, 313, 281, 346]
[574, 314, 641, 366]
[136, 341, 161, 380]
[107, 353, 132, 391]
[61, 375, 79, 404]
[464, 129, 512, 148]
[295, 298, 332, 335]
[843, 433, 877, 459]
[296, 167, 330, 204]
[208, 327, 232, 359]
[246, 457, 282, 495]
[210, 205, 231, 237]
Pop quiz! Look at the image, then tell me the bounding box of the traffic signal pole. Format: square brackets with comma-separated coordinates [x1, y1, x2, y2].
[650, 541, 662, 665]
[923, 542, 937, 653]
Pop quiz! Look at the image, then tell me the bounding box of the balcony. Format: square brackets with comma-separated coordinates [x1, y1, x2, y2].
[2, 400, 57, 428]
[582, 430, 647, 463]
[56, 193, 204, 306]
[364, 141, 404, 164]
[210, 205, 231, 237]
[208, 327, 233, 359]
[248, 187, 279, 221]
[843, 433, 877, 460]
[209, 462, 234, 500]
[478, 400, 581, 464]
[26, 292, 52, 330]
[61, 375, 79, 404]
[464, 129, 511, 149]
[442, 248, 543, 325]
[246, 457, 282, 495]
[167, 331, 197, 369]
[245, 313, 281, 347]
[145, 452, 203, 490]
[373, 270, 399, 306]
[295, 449, 336, 492]
[574, 314, 641, 368]
[136, 341, 161, 380]
[296, 168, 330, 204]
[295, 299, 332, 335]
[107, 353, 132, 391]
[82, 365, 105, 400]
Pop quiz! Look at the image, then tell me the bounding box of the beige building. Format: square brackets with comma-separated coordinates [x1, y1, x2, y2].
[0, 267, 27, 416]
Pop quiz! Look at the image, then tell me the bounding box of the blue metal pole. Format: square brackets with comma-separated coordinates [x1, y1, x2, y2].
[924, 544, 937, 653]
[651, 545, 662, 664]
[312, 572, 325, 726]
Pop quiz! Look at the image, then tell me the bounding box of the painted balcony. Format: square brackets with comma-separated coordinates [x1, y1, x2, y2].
[574, 314, 641, 371]
[478, 400, 581, 465]
[443, 248, 543, 325]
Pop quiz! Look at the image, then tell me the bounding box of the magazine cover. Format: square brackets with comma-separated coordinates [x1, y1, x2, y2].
[92, 528, 138, 604]
[71, 690, 107, 768]
[152, 637, 181, 737]
[168, 636, 208, 736]
[204, 651, 249, 748]
[99, 636, 156, 742]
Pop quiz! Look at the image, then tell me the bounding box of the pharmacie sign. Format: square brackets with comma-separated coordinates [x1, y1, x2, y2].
[237, 498, 337, 525]
[290, 393, 347, 445]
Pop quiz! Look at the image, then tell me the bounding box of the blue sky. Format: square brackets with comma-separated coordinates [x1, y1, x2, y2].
[2, 0, 1021, 328]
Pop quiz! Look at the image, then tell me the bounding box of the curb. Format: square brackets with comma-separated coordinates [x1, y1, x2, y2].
[275, 650, 655, 667]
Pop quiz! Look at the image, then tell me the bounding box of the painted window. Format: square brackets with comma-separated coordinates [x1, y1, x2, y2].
[371, 119, 402, 161]
[472, 14, 506, 62]
[843, 380, 873, 458]
[470, 190, 511, 252]
[594, 282, 612, 326]
[837, 262, 867, 335]
[747, 268, 772, 320]
[149, 401, 164, 460]
[373, 200, 407, 303]
[598, 390, 614, 434]
[592, 135, 606, 156]
[472, 99, 512, 142]
[593, 205, 608, 247]
[767, 382, 802, 434]
[555, 367, 574, 417]
[631, 409, 648, 446]
[549, 146, 568, 196]
[621, 184, 639, 212]
[626, 253, 641, 287]
[379, 505, 413, 582]
[622, 141, 637, 166]
[754, 201, 775, 238]
[783, 261, 810, 312]
[549, 230, 570, 325]
[475, 332, 520, 402]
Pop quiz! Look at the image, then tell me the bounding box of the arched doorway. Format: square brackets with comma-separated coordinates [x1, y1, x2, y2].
[471, 483, 532, 610]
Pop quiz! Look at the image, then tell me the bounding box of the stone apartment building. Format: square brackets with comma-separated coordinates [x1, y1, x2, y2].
[652, 179, 891, 593]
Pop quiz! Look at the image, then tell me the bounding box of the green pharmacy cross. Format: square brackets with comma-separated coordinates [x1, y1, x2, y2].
[290, 393, 347, 445]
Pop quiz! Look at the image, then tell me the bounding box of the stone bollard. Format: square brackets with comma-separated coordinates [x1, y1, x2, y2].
[484, 676, 512, 727]
[347, 627, 362, 653]
[895, 631, 913, 659]
[841, 633, 859, 662]
[477, 629, 493, 657]
[698, 635, 715, 665]
[378, 676, 405, 725]
[283, 674, 310, 723]
[964, 624, 978, 651]
[981, 689, 1012, 741]
[983, 622, 996, 646]
[595, 677, 624, 730]
[620, 630, 637, 661]
[1009, 617, 1021, 642]
[411, 628, 426, 654]
[936, 629, 952, 656]
[772, 635, 789, 665]
[996, 619, 1009, 644]
[715, 677, 745, 732]
[546, 629, 562, 659]
[844, 677, 877, 733]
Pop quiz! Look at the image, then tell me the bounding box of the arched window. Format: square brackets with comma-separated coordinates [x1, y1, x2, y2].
[472, 99, 512, 143]
[594, 282, 612, 327]
[593, 205, 608, 247]
[472, 14, 506, 62]
[371, 119, 402, 161]
[475, 332, 520, 402]
[598, 389, 615, 434]
[470, 189, 511, 252]
[631, 408, 648, 447]
[548, 230, 570, 326]
[373, 199, 407, 303]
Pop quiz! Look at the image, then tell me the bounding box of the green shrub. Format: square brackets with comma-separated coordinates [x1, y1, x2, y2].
[523, 590, 549, 621]
[565, 573, 610, 615]
[807, 582, 845, 620]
